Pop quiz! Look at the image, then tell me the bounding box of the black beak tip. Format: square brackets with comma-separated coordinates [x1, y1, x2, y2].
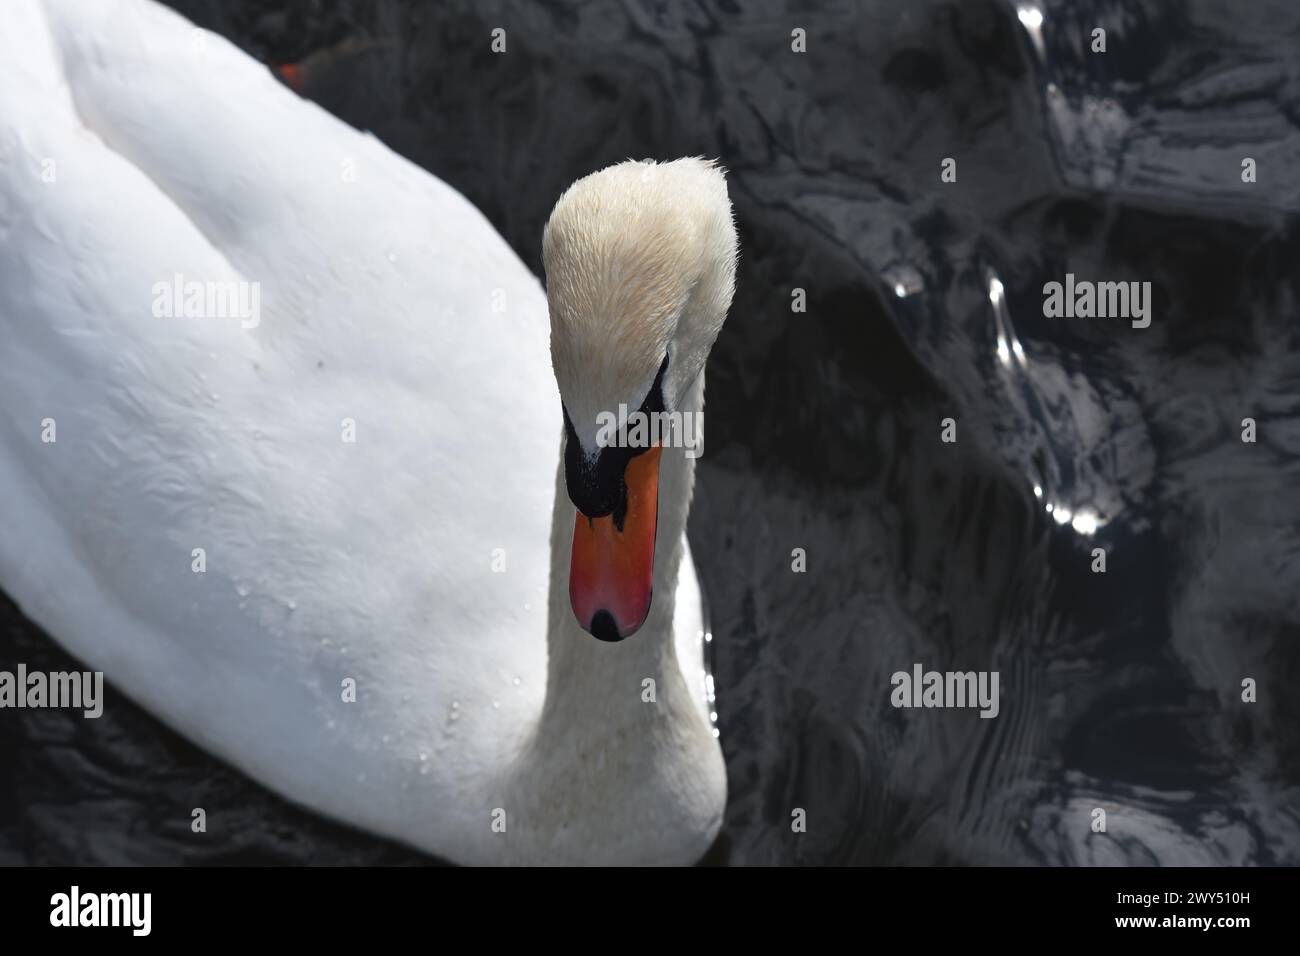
[588, 610, 625, 643]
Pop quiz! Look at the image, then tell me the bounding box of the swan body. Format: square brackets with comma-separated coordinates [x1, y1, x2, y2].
[0, 0, 733, 864]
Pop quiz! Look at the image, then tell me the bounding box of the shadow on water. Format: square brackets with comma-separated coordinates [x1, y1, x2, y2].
[1, 0, 1297, 864]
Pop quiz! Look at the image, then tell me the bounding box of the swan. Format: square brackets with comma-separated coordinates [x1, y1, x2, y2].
[0, 0, 736, 865]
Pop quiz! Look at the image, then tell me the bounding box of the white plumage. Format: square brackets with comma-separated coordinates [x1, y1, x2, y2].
[0, 0, 735, 864]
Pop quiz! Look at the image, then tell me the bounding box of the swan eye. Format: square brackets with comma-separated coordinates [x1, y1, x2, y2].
[642, 352, 670, 416]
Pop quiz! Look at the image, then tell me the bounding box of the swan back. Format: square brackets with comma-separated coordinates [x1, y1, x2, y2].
[1, 0, 560, 861]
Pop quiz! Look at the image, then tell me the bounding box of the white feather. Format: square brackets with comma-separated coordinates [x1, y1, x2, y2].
[0, 0, 733, 864]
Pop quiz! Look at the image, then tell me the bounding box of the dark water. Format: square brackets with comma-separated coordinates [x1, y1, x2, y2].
[2, 0, 1298, 864]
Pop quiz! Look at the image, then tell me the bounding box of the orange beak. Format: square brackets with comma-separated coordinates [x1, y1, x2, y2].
[569, 445, 662, 641]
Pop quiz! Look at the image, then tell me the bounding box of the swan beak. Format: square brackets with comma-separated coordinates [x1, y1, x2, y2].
[569, 445, 662, 641]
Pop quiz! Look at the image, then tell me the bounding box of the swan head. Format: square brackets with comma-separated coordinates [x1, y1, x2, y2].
[543, 157, 738, 641]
